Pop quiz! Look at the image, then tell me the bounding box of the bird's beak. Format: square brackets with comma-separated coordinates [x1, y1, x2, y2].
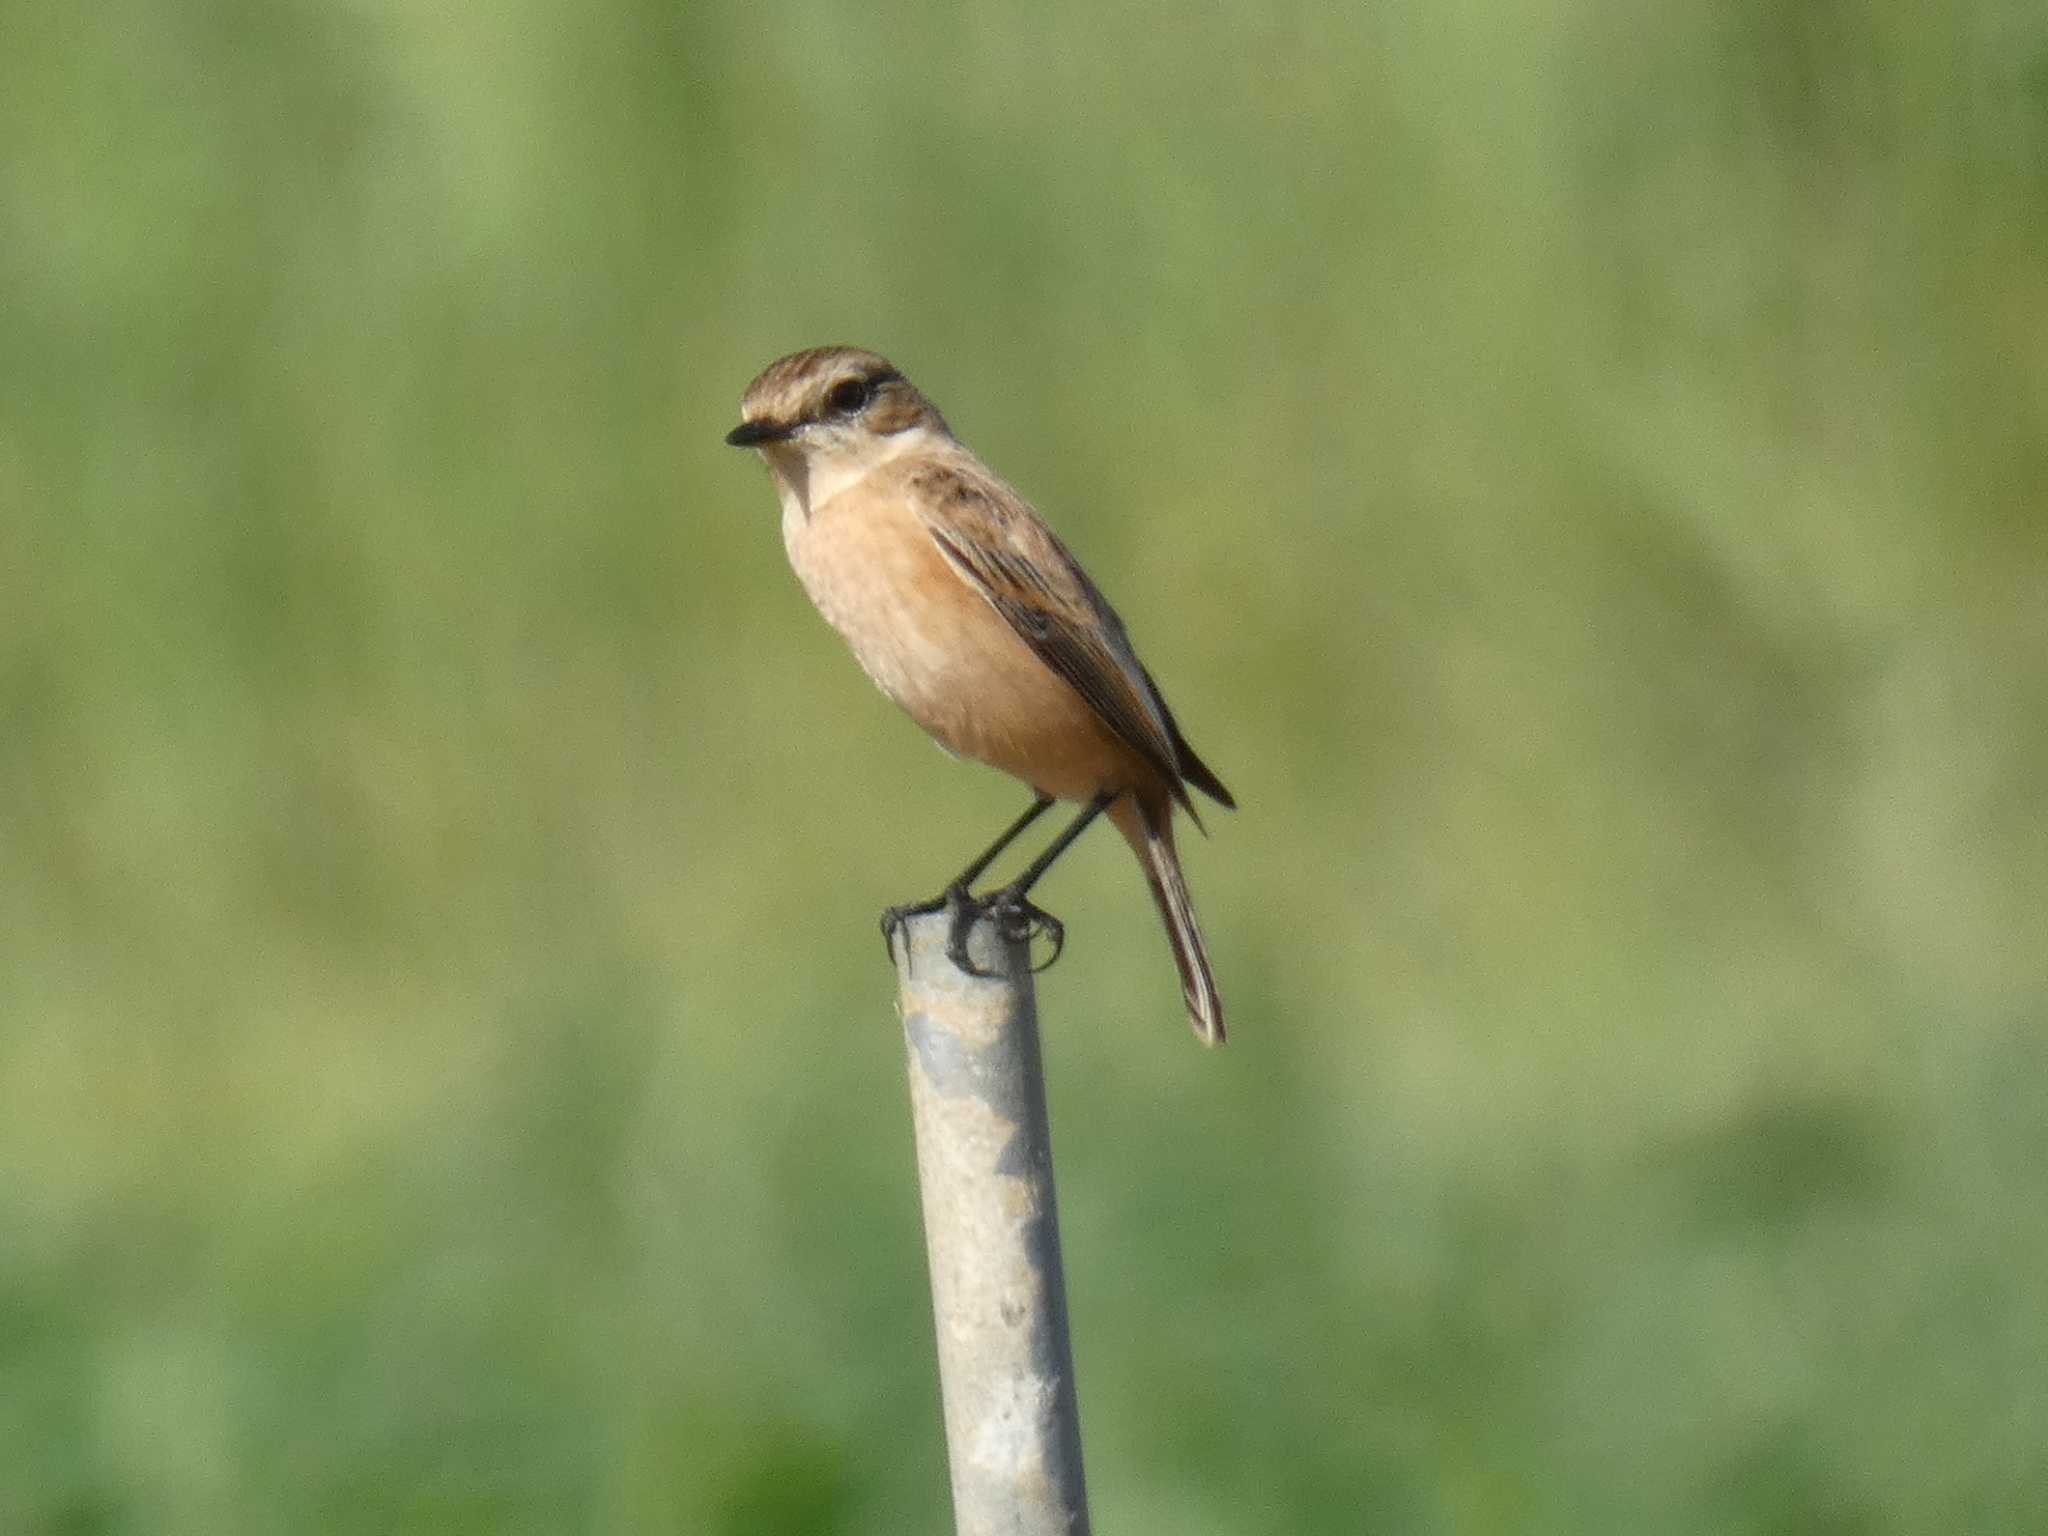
[725, 418, 795, 448]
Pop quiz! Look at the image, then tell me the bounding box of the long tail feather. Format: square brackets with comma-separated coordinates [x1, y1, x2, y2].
[1114, 797, 1225, 1045]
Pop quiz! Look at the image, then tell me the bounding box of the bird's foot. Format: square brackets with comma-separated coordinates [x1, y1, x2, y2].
[880, 883, 1066, 976]
[880, 883, 971, 962]
[985, 885, 1067, 974]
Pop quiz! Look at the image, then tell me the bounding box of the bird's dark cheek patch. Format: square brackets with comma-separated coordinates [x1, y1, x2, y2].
[871, 400, 922, 435]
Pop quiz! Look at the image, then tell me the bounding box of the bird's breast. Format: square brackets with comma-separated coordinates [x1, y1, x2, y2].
[780, 485, 1132, 800]
[782, 489, 999, 708]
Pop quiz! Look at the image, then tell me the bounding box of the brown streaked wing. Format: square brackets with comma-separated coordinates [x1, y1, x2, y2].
[1138, 659, 1235, 811]
[909, 465, 1199, 817]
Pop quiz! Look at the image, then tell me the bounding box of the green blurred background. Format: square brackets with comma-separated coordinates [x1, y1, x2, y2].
[5, 1, 2046, 1531]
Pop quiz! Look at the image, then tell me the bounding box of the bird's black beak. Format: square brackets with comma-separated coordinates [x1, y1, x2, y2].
[725, 419, 794, 448]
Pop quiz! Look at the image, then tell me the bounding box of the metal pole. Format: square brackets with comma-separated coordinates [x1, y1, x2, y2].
[889, 907, 1092, 1536]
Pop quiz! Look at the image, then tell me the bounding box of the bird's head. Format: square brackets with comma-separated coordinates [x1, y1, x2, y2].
[725, 347, 951, 510]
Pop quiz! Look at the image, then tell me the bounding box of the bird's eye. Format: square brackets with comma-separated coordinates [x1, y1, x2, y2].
[826, 378, 871, 416]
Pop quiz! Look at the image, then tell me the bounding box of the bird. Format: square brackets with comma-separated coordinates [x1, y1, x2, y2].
[724, 346, 1233, 1044]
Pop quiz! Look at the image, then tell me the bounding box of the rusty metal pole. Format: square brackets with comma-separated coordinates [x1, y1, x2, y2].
[888, 906, 1092, 1536]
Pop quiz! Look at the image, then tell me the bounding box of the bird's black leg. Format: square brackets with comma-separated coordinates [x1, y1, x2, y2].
[880, 794, 1056, 962]
[983, 790, 1118, 973]
[951, 794, 1057, 893]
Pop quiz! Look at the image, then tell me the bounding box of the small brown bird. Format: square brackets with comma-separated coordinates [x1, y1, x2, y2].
[725, 347, 1234, 1043]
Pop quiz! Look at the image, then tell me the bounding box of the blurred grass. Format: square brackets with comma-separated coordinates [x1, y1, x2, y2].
[3, 0, 2046, 1531]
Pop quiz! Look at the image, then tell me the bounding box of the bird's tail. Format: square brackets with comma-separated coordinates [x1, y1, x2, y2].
[1113, 795, 1225, 1046]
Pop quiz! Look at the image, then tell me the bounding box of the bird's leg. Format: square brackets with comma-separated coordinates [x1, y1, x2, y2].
[984, 790, 1118, 974]
[880, 794, 1055, 962]
[952, 793, 1056, 894]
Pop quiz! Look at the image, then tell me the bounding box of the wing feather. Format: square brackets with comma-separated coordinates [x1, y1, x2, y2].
[908, 464, 1202, 817]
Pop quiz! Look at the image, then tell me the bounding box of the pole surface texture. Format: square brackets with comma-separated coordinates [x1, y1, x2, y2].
[890, 907, 1092, 1536]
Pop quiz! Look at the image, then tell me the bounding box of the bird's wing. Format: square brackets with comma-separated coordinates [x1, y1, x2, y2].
[906, 461, 1199, 817]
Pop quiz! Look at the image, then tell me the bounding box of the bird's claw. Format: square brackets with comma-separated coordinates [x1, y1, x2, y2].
[940, 887, 991, 975]
[880, 883, 969, 962]
[881, 884, 1067, 976]
[986, 888, 1066, 974]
